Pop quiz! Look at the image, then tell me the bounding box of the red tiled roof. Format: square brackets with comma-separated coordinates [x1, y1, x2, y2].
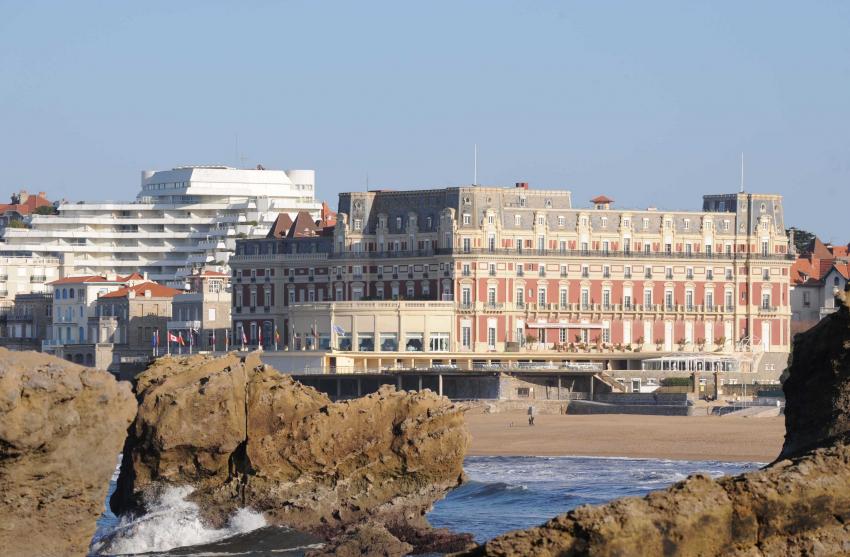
[0, 192, 52, 216]
[287, 210, 321, 238]
[266, 212, 294, 239]
[591, 195, 614, 204]
[200, 270, 228, 277]
[48, 275, 110, 285]
[118, 272, 145, 281]
[100, 282, 182, 299]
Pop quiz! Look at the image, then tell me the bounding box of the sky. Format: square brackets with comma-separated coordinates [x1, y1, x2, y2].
[1, 1, 849, 241]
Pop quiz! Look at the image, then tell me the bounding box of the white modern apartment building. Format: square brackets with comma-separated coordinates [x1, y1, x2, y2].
[0, 166, 321, 284]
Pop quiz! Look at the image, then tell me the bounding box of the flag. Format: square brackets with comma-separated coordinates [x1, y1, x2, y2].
[177, 332, 185, 346]
[211, 329, 216, 347]
[168, 332, 179, 343]
[241, 329, 248, 345]
[152, 330, 158, 348]
[332, 324, 345, 335]
[274, 327, 280, 343]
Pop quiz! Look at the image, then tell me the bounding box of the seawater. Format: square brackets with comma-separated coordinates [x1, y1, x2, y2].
[91, 456, 760, 556]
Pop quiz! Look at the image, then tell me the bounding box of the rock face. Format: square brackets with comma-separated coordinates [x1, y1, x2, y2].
[0, 349, 136, 557]
[112, 352, 470, 552]
[459, 288, 850, 557]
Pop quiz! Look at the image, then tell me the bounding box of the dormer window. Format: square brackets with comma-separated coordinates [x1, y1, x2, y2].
[684, 219, 690, 230]
[519, 197, 526, 207]
[515, 214, 521, 226]
[462, 214, 471, 225]
[426, 216, 432, 229]
[396, 217, 402, 230]
[488, 214, 495, 225]
[537, 216, 545, 225]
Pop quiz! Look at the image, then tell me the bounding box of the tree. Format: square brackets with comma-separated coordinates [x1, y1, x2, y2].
[6, 219, 27, 228]
[33, 205, 58, 216]
[786, 227, 816, 254]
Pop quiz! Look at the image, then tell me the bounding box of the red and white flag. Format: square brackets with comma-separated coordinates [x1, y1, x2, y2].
[168, 332, 179, 343]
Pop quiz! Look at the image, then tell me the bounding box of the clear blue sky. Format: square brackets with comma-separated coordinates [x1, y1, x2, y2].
[1, 1, 848, 241]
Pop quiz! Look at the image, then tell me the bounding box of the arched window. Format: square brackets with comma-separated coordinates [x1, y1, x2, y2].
[69, 288, 74, 299]
[62, 288, 67, 299]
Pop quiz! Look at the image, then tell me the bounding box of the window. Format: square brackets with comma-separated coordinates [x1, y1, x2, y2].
[665, 290, 674, 310]
[462, 214, 471, 225]
[603, 265, 610, 278]
[581, 265, 589, 278]
[488, 287, 496, 304]
[353, 219, 362, 231]
[665, 267, 673, 280]
[685, 290, 694, 310]
[601, 217, 608, 228]
[489, 263, 496, 276]
[463, 263, 471, 276]
[462, 326, 471, 348]
[602, 241, 609, 254]
[462, 238, 471, 253]
[537, 287, 547, 305]
[396, 216, 403, 229]
[803, 291, 811, 307]
[515, 214, 521, 226]
[560, 265, 568, 277]
[643, 217, 650, 229]
[684, 219, 690, 230]
[461, 287, 472, 306]
[487, 327, 496, 349]
[602, 289, 611, 308]
[686, 267, 693, 279]
[264, 289, 271, 306]
[706, 291, 714, 310]
[685, 243, 692, 256]
[559, 288, 568, 307]
[429, 332, 450, 352]
[287, 290, 294, 304]
[761, 241, 769, 256]
[405, 332, 424, 352]
[488, 235, 496, 252]
[559, 240, 567, 254]
[558, 216, 565, 226]
[380, 333, 398, 351]
[762, 292, 771, 309]
[665, 243, 672, 255]
[725, 290, 734, 310]
[707, 269, 714, 280]
[624, 265, 632, 279]
[537, 216, 545, 226]
[723, 220, 730, 231]
[516, 287, 524, 307]
[538, 263, 545, 277]
[488, 214, 495, 225]
[581, 288, 590, 308]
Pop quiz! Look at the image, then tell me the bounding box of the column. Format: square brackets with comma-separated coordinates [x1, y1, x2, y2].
[557, 375, 562, 400]
[418, 375, 423, 392]
[438, 373, 443, 397]
[589, 374, 595, 399]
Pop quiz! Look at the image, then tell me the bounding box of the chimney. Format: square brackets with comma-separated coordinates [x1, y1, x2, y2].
[515, 182, 529, 190]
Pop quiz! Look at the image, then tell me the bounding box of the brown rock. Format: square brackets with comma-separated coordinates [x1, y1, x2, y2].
[456, 287, 850, 557]
[0, 349, 136, 557]
[112, 352, 469, 546]
[306, 523, 413, 557]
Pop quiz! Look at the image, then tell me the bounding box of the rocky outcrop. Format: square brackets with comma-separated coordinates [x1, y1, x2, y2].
[112, 352, 470, 553]
[458, 287, 850, 557]
[0, 349, 136, 557]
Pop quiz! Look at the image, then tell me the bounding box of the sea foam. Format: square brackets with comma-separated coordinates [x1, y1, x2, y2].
[90, 486, 266, 555]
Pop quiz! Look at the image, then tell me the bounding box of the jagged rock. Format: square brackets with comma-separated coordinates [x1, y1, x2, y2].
[306, 523, 413, 557]
[0, 349, 136, 557]
[111, 352, 469, 549]
[457, 287, 850, 557]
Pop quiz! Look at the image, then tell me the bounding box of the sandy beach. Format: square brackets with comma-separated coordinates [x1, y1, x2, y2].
[466, 411, 786, 462]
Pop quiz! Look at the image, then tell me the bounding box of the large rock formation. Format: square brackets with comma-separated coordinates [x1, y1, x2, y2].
[111, 352, 470, 553]
[0, 349, 136, 557]
[458, 288, 850, 557]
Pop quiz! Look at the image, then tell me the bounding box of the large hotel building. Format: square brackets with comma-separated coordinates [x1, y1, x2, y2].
[229, 183, 793, 377]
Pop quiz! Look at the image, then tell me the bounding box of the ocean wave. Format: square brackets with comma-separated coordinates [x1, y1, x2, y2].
[90, 486, 267, 556]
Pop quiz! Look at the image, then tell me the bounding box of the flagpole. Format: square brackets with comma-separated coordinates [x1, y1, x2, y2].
[167, 329, 170, 355]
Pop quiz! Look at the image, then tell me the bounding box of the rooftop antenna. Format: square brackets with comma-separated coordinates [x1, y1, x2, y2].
[473, 144, 478, 186]
[739, 152, 744, 193]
